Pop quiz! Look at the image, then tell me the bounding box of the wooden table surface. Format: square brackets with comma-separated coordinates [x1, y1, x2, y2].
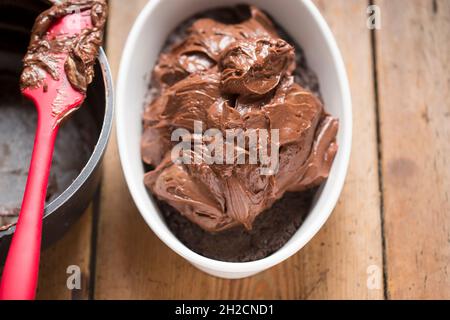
[35, 0, 450, 300]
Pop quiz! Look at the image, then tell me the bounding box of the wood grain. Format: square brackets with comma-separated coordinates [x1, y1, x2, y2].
[295, 0, 384, 299]
[36, 207, 93, 300]
[375, 0, 450, 299]
[94, 0, 384, 299]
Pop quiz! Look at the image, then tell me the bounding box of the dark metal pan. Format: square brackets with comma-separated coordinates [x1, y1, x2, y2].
[0, 0, 113, 263]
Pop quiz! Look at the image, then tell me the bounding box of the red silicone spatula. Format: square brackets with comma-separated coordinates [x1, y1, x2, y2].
[0, 11, 93, 300]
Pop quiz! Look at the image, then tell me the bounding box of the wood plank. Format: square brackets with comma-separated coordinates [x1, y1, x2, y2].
[94, 0, 383, 299]
[296, 0, 384, 300]
[375, 0, 450, 299]
[36, 206, 93, 300]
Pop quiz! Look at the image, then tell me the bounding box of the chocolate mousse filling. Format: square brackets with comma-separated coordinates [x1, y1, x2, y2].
[21, 0, 107, 95]
[142, 5, 338, 261]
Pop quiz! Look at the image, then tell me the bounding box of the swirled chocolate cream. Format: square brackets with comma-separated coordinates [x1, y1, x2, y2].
[21, 0, 107, 96]
[142, 5, 338, 261]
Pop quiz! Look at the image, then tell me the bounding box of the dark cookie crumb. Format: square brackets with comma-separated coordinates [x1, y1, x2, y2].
[159, 190, 316, 262]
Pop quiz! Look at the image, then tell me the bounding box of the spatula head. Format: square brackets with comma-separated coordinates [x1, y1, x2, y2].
[22, 11, 93, 127]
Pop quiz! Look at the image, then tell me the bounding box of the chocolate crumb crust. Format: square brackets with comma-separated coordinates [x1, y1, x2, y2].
[159, 189, 316, 262]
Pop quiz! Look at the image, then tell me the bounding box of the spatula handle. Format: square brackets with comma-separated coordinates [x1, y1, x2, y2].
[0, 110, 58, 300]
